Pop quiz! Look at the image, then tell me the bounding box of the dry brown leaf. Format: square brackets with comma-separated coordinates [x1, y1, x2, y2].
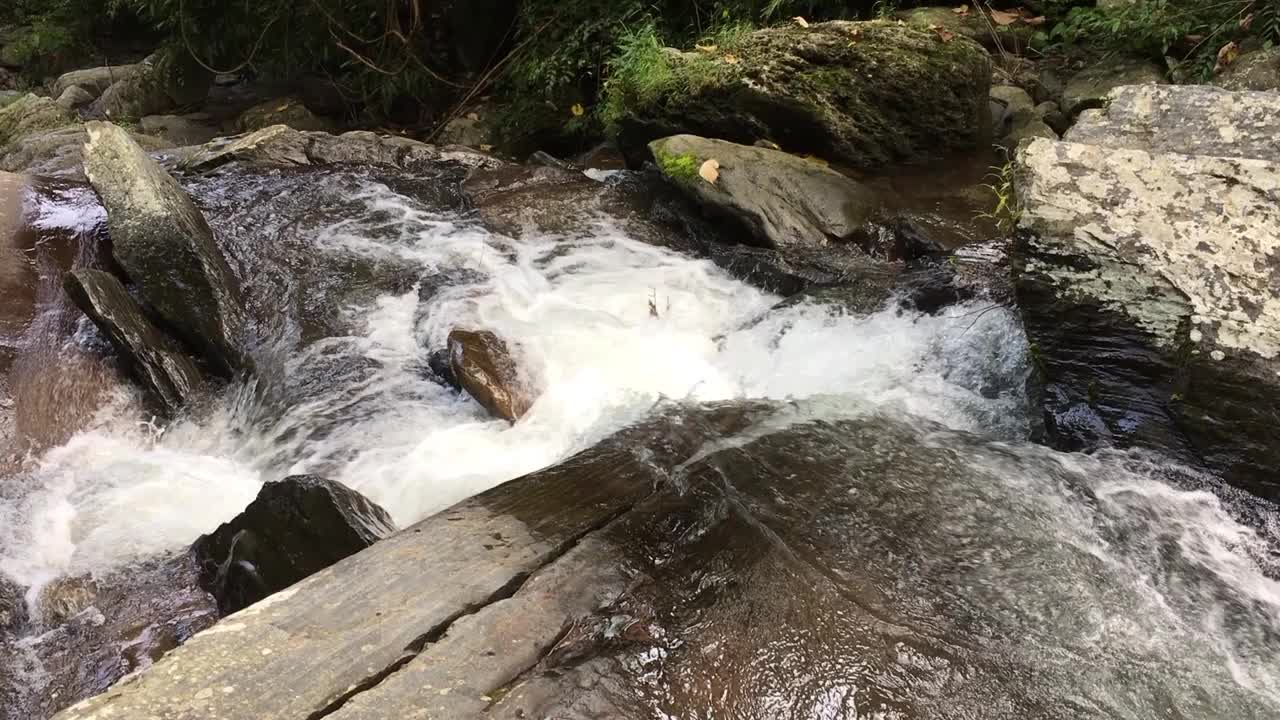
[1024, 15, 1046, 26]
[699, 159, 720, 184]
[989, 8, 1020, 25]
[466, 112, 480, 121]
[722, 53, 740, 64]
[1239, 12, 1255, 30]
[929, 24, 956, 42]
[801, 154, 829, 167]
[793, 16, 810, 27]
[848, 26, 863, 41]
[953, 4, 970, 14]
[1215, 41, 1240, 73]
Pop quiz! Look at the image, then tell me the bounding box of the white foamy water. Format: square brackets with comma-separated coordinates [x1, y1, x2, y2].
[0, 182, 1030, 586]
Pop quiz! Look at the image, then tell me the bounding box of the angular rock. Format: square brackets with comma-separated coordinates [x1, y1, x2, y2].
[64, 268, 205, 415]
[181, 124, 500, 173]
[611, 21, 991, 168]
[1214, 46, 1280, 92]
[52, 64, 143, 100]
[1066, 84, 1280, 162]
[448, 329, 534, 422]
[1013, 138, 1280, 496]
[649, 135, 879, 250]
[236, 96, 331, 132]
[0, 94, 75, 149]
[192, 475, 395, 616]
[54, 85, 95, 111]
[1061, 58, 1165, 116]
[83, 122, 250, 376]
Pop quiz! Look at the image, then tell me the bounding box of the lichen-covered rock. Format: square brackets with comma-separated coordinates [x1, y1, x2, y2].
[1214, 46, 1280, 92]
[0, 94, 76, 148]
[1061, 58, 1165, 116]
[54, 85, 95, 111]
[83, 122, 250, 376]
[898, 6, 1036, 52]
[52, 64, 143, 100]
[236, 96, 331, 133]
[1067, 84, 1280, 162]
[1013, 138, 1280, 496]
[649, 134, 878, 250]
[191, 475, 396, 615]
[64, 268, 205, 415]
[610, 21, 991, 169]
[0, 125, 171, 178]
[448, 329, 534, 422]
[991, 85, 1057, 147]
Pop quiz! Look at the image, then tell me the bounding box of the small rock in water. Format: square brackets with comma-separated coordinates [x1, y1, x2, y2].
[191, 475, 396, 615]
[448, 329, 535, 422]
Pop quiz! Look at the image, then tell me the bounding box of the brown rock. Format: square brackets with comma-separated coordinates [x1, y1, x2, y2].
[448, 329, 533, 422]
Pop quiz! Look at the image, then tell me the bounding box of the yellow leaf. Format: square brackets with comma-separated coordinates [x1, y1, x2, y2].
[695, 43, 718, 53]
[990, 9, 1020, 26]
[465, 112, 480, 121]
[699, 159, 720, 184]
[953, 4, 970, 15]
[793, 16, 810, 27]
[1025, 15, 1046, 26]
[722, 53, 740, 64]
[1215, 41, 1240, 73]
[801, 154, 829, 167]
[570, 103, 585, 117]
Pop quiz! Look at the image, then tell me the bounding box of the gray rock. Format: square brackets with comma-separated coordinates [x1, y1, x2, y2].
[236, 95, 331, 133]
[612, 21, 991, 168]
[139, 113, 222, 146]
[191, 475, 396, 615]
[0, 125, 171, 179]
[54, 85, 95, 111]
[991, 84, 1037, 123]
[1213, 46, 1280, 92]
[448, 329, 534, 422]
[52, 64, 143, 100]
[436, 109, 495, 148]
[1067, 84, 1280, 162]
[1061, 58, 1165, 116]
[649, 135, 879, 250]
[90, 52, 212, 120]
[0, 94, 75, 148]
[1013, 137, 1280, 496]
[63, 268, 205, 415]
[82, 122, 250, 377]
[0, 574, 26, 633]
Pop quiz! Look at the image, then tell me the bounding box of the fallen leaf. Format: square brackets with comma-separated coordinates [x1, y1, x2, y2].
[1239, 13, 1254, 30]
[801, 154, 829, 167]
[465, 112, 480, 121]
[699, 158, 720, 184]
[847, 26, 863, 42]
[695, 43, 718, 53]
[990, 9, 1020, 25]
[722, 53, 740, 64]
[1024, 15, 1046, 26]
[929, 24, 956, 42]
[1215, 41, 1240, 73]
[479, 144, 494, 152]
[793, 16, 810, 27]
[1184, 33, 1205, 44]
[570, 103, 585, 117]
[953, 4, 970, 14]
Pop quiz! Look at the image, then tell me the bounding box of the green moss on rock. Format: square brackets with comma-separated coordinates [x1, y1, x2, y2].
[0, 93, 76, 148]
[652, 144, 701, 183]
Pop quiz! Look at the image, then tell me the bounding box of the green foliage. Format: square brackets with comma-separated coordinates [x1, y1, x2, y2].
[1, 0, 116, 74]
[653, 146, 702, 182]
[1051, 0, 1280, 79]
[978, 161, 1020, 235]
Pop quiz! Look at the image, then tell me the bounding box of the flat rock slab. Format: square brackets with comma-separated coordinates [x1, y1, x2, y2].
[1067, 84, 1280, 162]
[1013, 137, 1280, 494]
[52, 403, 769, 720]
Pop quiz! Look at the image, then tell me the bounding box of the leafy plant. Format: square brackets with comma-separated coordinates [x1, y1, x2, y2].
[978, 161, 1021, 235]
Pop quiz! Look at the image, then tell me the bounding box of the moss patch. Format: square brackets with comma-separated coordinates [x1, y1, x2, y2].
[652, 143, 701, 183]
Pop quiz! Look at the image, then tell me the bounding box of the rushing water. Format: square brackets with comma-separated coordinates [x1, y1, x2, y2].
[0, 165, 1277, 718]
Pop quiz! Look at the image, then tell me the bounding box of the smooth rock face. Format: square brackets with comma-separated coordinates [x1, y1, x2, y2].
[649, 135, 878, 250]
[191, 475, 396, 616]
[63, 268, 205, 415]
[52, 64, 143, 100]
[613, 21, 991, 168]
[82, 121, 249, 376]
[1013, 137, 1280, 494]
[1067, 84, 1280, 162]
[1061, 58, 1165, 116]
[448, 329, 534, 422]
[1214, 46, 1280, 91]
[54, 85, 96, 111]
[0, 125, 171, 179]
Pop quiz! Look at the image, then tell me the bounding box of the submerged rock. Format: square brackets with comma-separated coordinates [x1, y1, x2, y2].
[448, 329, 534, 422]
[648, 135, 879, 250]
[191, 475, 396, 616]
[82, 121, 250, 377]
[1013, 137, 1280, 496]
[1066, 84, 1280, 162]
[64, 269, 205, 416]
[610, 21, 991, 168]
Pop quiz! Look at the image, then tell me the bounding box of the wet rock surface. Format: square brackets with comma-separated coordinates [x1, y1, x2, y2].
[0, 125, 172, 180]
[83, 121, 250, 376]
[1066, 84, 1280, 162]
[612, 21, 991, 169]
[448, 329, 534, 422]
[1013, 136, 1280, 496]
[648, 135, 879, 250]
[191, 475, 395, 615]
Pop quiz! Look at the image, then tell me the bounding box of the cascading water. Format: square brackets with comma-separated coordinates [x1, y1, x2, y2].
[0, 164, 1277, 719]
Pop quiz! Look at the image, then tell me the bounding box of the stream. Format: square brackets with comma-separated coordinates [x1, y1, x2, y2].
[1, 160, 1278, 718]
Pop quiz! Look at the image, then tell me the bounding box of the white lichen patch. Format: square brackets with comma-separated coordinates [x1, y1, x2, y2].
[1016, 138, 1280, 362]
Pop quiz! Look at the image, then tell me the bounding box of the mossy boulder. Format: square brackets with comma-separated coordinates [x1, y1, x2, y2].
[0, 93, 76, 149]
[91, 51, 213, 120]
[897, 6, 1036, 53]
[608, 21, 991, 169]
[237, 96, 332, 133]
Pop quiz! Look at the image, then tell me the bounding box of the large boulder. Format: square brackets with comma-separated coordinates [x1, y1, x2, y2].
[448, 329, 534, 422]
[52, 64, 144, 101]
[236, 96, 331, 133]
[1066, 84, 1280, 162]
[1061, 58, 1165, 117]
[1214, 46, 1280, 92]
[191, 475, 396, 615]
[64, 268, 205, 415]
[648, 134, 879, 250]
[90, 52, 212, 120]
[0, 125, 171, 179]
[83, 122, 250, 376]
[1013, 137, 1280, 496]
[609, 21, 991, 168]
[897, 5, 1037, 52]
[0, 94, 76, 149]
